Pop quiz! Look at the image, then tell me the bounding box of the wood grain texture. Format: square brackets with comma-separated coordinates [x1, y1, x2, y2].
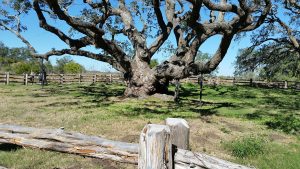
[0, 124, 138, 164]
[138, 124, 173, 169]
[0, 123, 253, 169]
[165, 118, 190, 150]
[175, 149, 254, 169]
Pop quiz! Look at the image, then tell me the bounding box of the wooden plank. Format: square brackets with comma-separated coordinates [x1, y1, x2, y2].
[174, 149, 253, 169]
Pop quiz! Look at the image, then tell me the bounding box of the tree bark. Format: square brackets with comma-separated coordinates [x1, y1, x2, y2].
[124, 69, 169, 97]
[124, 52, 170, 97]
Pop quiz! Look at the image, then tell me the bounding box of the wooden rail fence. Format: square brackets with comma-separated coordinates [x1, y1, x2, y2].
[1, 72, 299, 90]
[0, 72, 124, 85]
[0, 118, 252, 169]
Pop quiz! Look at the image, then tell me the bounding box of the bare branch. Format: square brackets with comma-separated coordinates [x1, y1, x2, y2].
[0, 21, 37, 54]
[241, 0, 272, 31]
[276, 17, 300, 49]
[43, 0, 105, 37]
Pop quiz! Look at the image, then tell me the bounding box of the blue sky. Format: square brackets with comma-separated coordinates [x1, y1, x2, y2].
[0, 3, 252, 76]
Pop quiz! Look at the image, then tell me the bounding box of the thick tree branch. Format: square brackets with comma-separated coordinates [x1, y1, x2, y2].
[276, 17, 300, 49]
[240, 0, 272, 31]
[202, 0, 242, 16]
[202, 33, 234, 72]
[0, 21, 37, 55]
[33, 1, 92, 50]
[44, 0, 104, 37]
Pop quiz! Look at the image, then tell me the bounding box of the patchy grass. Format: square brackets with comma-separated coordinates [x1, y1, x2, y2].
[0, 83, 299, 169]
[224, 136, 267, 158]
[265, 114, 300, 134]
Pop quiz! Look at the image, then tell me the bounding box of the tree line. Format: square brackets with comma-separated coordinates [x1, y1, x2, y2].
[0, 42, 85, 75]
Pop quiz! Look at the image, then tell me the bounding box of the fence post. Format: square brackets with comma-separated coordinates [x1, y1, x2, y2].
[5, 72, 9, 85]
[284, 80, 288, 89]
[93, 74, 97, 84]
[165, 118, 190, 150]
[233, 77, 236, 86]
[138, 124, 172, 169]
[109, 74, 112, 83]
[78, 74, 81, 84]
[60, 74, 64, 84]
[24, 74, 28, 86]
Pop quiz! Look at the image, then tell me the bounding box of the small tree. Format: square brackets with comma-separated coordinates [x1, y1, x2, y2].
[55, 56, 72, 74]
[63, 61, 85, 74]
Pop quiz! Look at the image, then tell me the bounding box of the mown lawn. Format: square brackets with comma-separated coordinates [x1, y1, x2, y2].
[0, 83, 299, 169]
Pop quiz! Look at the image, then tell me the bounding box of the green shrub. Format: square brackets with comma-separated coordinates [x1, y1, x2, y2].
[63, 61, 85, 74]
[225, 136, 267, 158]
[265, 114, 300, 135]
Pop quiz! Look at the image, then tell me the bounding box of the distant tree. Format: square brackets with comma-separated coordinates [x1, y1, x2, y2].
[53, 56, 85, 74]
[0, 42, 38, 73]
[63, 61, 85, 74]
[234, 45, 300, 81]
[12, 61, 39, 74]
[44, 61, 53, 74]
[55, 56, 72, 74]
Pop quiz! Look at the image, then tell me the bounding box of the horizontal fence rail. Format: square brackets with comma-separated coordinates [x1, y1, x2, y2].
[0, 72, 299, 90]
[0, 118, 253, 169]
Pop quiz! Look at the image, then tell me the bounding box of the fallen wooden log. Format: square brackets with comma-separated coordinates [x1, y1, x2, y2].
[175, 149, 253, 169]
[0, 123, 253, 169]
[0, 124, 139, 164]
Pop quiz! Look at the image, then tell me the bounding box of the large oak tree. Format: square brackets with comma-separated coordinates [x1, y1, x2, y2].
[0, 0, 271, 97]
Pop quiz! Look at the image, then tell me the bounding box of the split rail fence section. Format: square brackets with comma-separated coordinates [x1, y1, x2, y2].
[0, 118, 252, 169]
[1, 72, 299, 90]
[0, 72, 124, 85]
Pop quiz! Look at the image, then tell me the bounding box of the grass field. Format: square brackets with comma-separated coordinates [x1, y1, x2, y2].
[0, 83, 299, 169]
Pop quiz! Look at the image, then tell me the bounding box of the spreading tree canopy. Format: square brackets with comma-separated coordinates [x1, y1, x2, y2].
[235, 0, 300, 80]
[0, 0, 272, 96]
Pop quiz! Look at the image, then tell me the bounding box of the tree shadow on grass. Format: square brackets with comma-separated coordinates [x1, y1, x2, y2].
[261, 96, 300, 110]
[187, 100, 238, 116]
[0, 143, 22, 151]
[39, 84, 125, 109]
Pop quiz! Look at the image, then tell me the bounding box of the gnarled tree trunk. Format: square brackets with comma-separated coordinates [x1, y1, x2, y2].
[124, 52, 169, 97]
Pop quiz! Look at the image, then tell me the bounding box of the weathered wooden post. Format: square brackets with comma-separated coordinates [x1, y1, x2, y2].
[93, 74, 97, 84]
[233, 77, 236, 86]
[138, 124, 173, 169]
[78, 74, 81, 83]
[60, 74, 64, 84]
[109, 74, 112, 83]
[24, 74, 28, 86]
[284, 80, 288, 89]
[5, 72, 9, 85]
[165, 118, 190, 150]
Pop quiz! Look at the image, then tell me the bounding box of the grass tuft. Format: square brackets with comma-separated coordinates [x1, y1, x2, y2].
[224, 136, 267, 158]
